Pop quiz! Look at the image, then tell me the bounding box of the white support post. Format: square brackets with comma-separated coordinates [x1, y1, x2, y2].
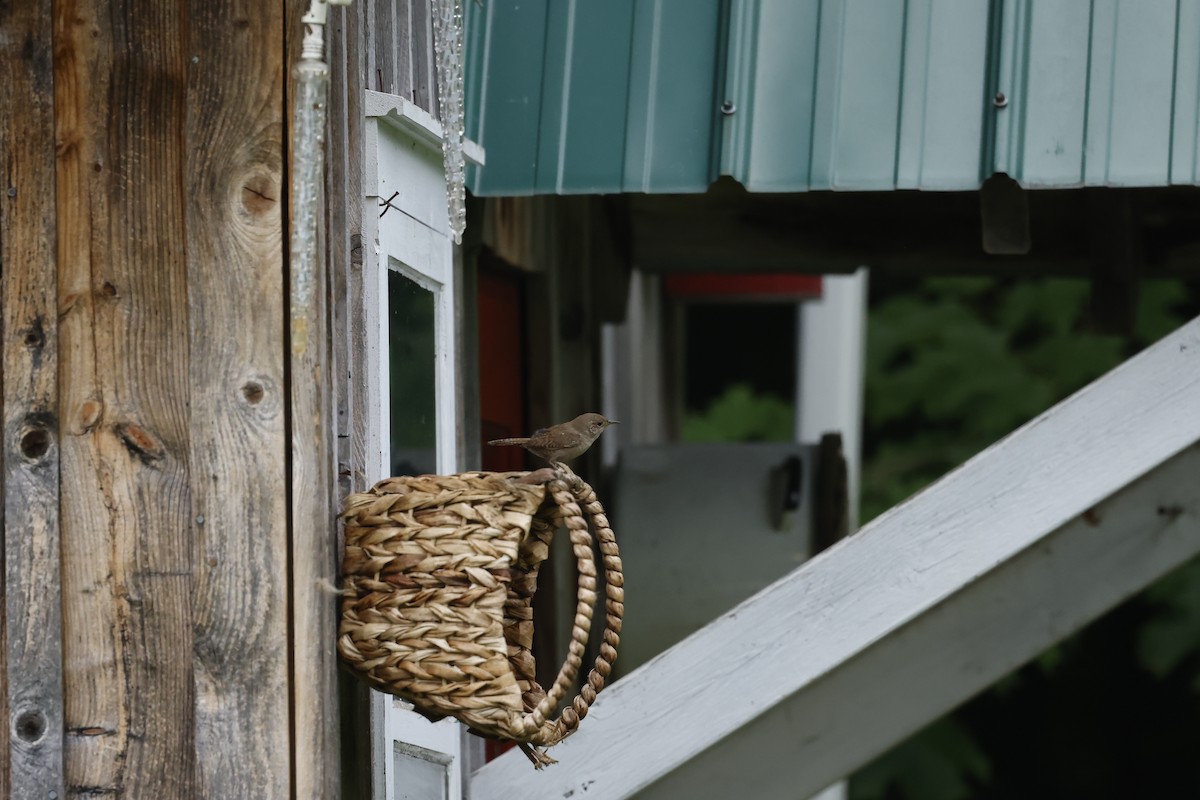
[797, 267, 868, 529]
[602, 270, 668, 468]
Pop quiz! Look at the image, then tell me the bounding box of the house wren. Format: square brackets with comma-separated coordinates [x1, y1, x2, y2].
[487, 413, 618, 465]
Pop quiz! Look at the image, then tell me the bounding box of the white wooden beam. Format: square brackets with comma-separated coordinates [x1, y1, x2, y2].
[641, 444, 1200, 799]
[472, 316, 1200, 799]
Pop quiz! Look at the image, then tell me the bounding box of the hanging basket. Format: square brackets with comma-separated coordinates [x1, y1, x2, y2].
[337, 466, 623, 766]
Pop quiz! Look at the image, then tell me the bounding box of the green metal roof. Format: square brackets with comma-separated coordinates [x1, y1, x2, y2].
[465, 0, 1200, 196]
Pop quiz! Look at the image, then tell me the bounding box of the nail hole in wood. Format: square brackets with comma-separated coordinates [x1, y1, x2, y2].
[22, 316, 46, 349]
[242, 382, 265, 405]
[20, 428, 50, 459]
[15, 710, 46, 742]
[101, 281, 118, 297]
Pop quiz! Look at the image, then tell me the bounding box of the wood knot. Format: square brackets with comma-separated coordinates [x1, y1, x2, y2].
[22, 315, 46, 349]
[115, 421, 166, 465]
[72, 726, 114, 737]
[14, 709, 46, 742]
[59, 292, 79, 318]
[242, 381, 265, 405]
[241, 173, 278, 217]
[76, 399, 103, 434]
[19, 427, 51, 460]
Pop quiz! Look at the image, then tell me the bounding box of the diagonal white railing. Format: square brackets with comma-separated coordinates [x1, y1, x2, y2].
[473, 315, 1200, 800]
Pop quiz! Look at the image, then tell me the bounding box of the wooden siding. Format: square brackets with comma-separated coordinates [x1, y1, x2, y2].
[0, 0, 444, 793]
[364, 0, 438, 112]
[56, 0, 296, 795]
[289, 0, 342, 794]
[191, 0, 293, 789]
[2, 1, 65, 797]
[56, 0, 198, 793]
[325, 6, 370, 797]
[0, 0, 426, 795]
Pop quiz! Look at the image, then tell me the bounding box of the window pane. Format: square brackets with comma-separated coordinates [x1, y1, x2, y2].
[393, 743, 449, 800]
[389, 270, 437, 476]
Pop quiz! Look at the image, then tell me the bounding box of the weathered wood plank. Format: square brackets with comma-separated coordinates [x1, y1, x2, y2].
[329, 0, 354, 502]
[327, 11, 375, 797]
[473, 315, 1200, 799]
[411, 0, 437, 113]
[55, 0, 196, 794]
[345, 0, 370, 495]
[395, 0, 415, 103]
[287, 0, 342, 794]
[1, 1, 65, 797]
[373, 0, 397, 93]
[1, 470, 4, 800]
[184, 2, 291, 797]
[363, 0, 377, 92]
[53, 3, 119, 790]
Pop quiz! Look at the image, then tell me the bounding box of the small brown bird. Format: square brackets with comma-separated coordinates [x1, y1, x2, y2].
[487, 413, 618, 465]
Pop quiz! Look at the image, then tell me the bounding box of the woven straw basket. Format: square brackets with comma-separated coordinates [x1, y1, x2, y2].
[338, 467, 623, 766]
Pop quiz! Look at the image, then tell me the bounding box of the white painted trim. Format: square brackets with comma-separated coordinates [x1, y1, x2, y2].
[369, 234, 390, 484]
[365, 89, 486, 166]
[472, 316, 1200, 799]
[378, 213, 458, 477]
[382, 696, 464, 800]
[360, 119, 390, 800]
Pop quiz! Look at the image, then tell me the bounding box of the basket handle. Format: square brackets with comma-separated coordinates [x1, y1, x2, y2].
[517, 468, 624, 744]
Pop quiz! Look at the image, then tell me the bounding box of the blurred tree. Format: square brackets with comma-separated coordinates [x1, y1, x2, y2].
[682, 382, 793, 442]
[851, 275, 1200, 800]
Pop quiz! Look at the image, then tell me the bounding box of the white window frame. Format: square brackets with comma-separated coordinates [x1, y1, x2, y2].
[361, 90, 483, 800]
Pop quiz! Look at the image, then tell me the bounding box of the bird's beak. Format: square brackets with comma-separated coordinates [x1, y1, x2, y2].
[608, 420, 620, 425]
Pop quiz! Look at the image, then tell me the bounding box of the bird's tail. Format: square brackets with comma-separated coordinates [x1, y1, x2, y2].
[487, 437, 530, 447]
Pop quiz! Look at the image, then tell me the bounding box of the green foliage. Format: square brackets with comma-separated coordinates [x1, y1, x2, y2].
[861, 276, 1186, 522]
[1139, 558, 1200, 688]
[853, 718, 991, 800]
[852, 274, 1200, 799]
[681, 383, 793, 443]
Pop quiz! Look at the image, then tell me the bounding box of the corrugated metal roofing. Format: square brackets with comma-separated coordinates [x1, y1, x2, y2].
[465, 0, 1200, 196]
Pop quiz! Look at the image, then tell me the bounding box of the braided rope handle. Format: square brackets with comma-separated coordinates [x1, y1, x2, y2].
[513, 474, 596, 736]
[516, 468, 625, 744]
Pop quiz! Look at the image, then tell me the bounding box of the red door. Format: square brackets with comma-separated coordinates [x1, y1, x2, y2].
[477, 268, 528, 467]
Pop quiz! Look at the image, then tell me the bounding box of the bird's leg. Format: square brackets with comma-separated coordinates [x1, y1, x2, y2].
[551, 461, 584, 493]
[514, 467, 557, 485]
